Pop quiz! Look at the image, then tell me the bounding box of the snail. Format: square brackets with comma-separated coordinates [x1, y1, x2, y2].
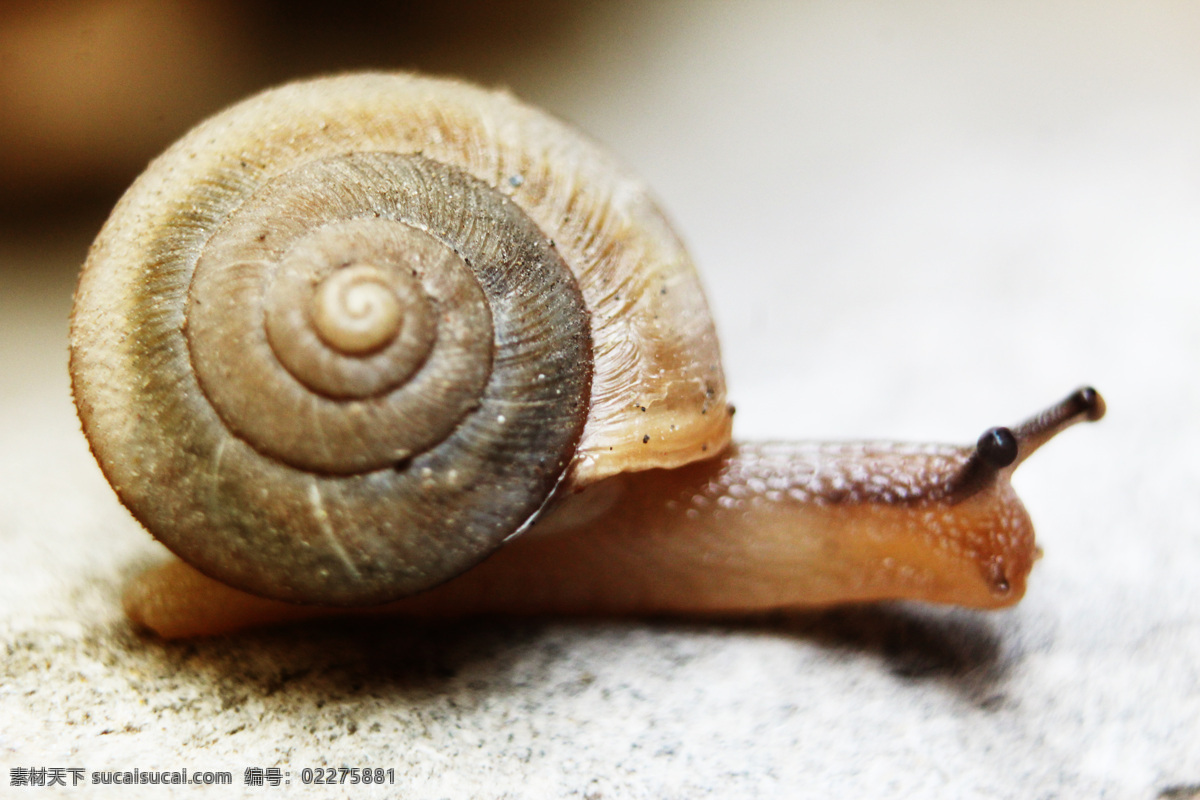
[68, 72, 1104, 638]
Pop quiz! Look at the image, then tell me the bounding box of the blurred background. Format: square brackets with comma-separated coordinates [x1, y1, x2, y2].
[2, 2, 1197, 798]
[4, 0, 1198, 434]
[0, 0, 604, 218]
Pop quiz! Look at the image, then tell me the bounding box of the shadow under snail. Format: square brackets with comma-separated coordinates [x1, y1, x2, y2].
[68, 72, 1105, 638]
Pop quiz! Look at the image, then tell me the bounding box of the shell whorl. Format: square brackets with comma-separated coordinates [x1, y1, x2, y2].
[186, 153, 545, 477]
[70, 73, 731, 605]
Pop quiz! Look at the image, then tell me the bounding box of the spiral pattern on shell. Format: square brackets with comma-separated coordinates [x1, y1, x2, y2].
[70, 73, 732, 605]
[187, 152, 590, 479]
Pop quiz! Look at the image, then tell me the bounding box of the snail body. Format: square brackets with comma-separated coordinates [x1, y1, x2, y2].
[69, 73, 1102, 638]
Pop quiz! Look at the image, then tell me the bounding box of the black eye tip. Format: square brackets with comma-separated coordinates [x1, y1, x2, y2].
[1076, 386, 1106, 422]
[977, 426, 1018, 468]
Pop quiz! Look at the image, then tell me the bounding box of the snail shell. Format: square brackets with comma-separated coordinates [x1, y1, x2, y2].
[70, 73, 732, 606]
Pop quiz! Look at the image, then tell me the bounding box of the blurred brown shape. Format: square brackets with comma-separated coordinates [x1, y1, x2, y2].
[0, 0, 254, 212]
[0, 0, 593, 222]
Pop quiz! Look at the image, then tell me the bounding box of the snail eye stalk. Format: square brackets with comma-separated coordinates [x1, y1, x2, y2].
[946, 387, 1104, 502]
